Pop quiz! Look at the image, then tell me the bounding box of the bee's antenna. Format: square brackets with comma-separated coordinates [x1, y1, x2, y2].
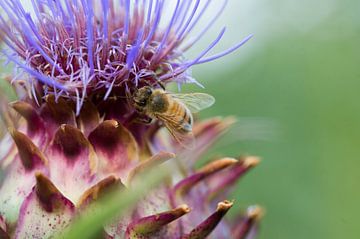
[157, 80, 165, 90]
[152, 75, 165, 90]
[140, 75, 166, 90]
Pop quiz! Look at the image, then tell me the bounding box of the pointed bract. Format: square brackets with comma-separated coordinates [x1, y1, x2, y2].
[89, 120, 139, 179]
[77, 101, 101, 137]
[9, 129, 47, 170]
[15, 173, 75, 239]
[0, 131, 47, 226]
[232, 206, 264, 239]
[39, 96, 77, 136]
[78, 176, 125, 208]
[10, 101, 44, 137]
[181, 200, 233, 239]
[127, 151, 175, 184]
[207, 156, 260, 201]
[126, 205, 190, 238]
[173, 158, 238, 197]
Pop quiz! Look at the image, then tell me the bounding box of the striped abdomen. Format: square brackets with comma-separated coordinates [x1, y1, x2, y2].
[165, 98, 193, 133]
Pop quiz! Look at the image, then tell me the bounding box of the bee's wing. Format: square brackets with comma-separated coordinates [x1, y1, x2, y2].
[171, 93, 215, 113]
[155, 113, 195, 149]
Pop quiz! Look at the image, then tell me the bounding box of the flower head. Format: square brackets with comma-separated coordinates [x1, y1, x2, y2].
[0, 0, 251, 114]
[0, 1, 261, 239]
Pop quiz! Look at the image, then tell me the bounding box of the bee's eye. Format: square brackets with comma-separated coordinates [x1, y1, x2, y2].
[145, 88, 152, 95]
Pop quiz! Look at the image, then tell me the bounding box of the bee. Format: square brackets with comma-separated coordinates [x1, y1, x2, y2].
[133, 86, 215, 146]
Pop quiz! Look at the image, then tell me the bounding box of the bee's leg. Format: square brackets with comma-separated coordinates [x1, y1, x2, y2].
[132, 115, 153, 125]
[139, 116, 153, 124]
[124, 92, 133, 108]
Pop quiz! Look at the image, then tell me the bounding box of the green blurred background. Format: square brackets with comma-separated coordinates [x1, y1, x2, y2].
[189, 0, 360, 238]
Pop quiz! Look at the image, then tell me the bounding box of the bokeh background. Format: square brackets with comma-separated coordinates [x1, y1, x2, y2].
[2, 0, 360, 238]
[186, 0, 360, 238]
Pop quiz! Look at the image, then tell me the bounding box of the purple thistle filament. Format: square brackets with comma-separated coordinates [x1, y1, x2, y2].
[0, 0, 252, 114]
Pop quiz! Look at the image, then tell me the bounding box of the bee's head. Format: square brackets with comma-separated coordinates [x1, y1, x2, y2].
[133, 86, 153, 108]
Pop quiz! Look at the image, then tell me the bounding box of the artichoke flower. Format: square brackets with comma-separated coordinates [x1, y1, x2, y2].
[0, 0, 262, 238]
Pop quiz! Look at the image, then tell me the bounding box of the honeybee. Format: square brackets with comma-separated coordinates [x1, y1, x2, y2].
[133, 86, 215, 146]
